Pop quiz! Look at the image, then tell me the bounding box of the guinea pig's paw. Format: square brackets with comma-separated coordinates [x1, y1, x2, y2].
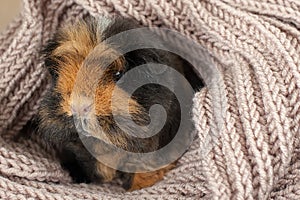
[61, 160, 92, 184]
[95, 161, 117, 183]
[120, 173, 134, 190]
[60, 149, 92, 184]
[124, 163, 176, 191]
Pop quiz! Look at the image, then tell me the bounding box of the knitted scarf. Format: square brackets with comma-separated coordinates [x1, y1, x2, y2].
[1, 0, 300, 199]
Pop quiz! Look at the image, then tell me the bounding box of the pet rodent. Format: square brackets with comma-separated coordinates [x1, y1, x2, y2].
[36, 16, 203, 191]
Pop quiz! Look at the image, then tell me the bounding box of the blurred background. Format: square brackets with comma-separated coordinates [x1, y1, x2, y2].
[0, 0, 21, 32]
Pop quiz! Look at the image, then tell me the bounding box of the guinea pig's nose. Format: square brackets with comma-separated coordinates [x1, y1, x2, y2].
[70, 103, 93, 117]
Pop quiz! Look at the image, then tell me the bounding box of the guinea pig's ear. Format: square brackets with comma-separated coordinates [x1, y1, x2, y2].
[148, 49, 168, 75]
[149, 64, 167, 75]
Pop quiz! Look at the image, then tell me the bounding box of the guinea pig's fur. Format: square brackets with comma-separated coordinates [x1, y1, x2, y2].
[36, 16, 203, 190]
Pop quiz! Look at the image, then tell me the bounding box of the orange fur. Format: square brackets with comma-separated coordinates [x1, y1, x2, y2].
[128, 163, 176, 191]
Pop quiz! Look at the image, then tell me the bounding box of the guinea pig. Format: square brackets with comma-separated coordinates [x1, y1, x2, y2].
[36, 16, 203, 191]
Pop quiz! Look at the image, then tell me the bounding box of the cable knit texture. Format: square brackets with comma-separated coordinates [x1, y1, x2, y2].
[1, 0, 300, 199]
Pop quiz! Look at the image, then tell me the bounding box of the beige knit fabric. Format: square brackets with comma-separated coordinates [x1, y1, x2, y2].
[1, 0, 300, 199]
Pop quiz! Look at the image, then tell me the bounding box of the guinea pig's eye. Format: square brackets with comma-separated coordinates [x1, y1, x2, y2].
[113, 70, 124, 82]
